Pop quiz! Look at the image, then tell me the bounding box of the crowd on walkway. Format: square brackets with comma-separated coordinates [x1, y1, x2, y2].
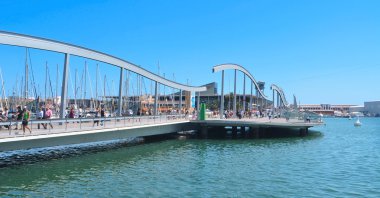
[0, 105, 32, 135]
[0, 104, 60, 135]
[223, 109, 272, 119]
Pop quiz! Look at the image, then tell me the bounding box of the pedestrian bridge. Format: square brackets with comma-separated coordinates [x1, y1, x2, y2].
[0, 31, 322, 152]
[0, 114, 323, 152]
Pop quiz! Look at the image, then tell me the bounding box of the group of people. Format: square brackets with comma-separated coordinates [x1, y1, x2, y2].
[92, 107, 106, 126]
[66, 105, 106, 127]
[0, 105, 56, 135]
[37, 107, 54, 129]
[223, 109, 266, 119]
[9, 106, 32, 135]
[0, 107, 9, 129]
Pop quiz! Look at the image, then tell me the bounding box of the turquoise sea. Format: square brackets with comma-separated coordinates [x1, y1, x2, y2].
[1, 118, 380, 197]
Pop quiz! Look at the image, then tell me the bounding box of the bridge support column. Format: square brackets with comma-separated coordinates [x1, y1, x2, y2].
[197, 91, 200, 112]
[249, 127, 259, 138]
[179, 89, 182, 115]
[259, 127, 267, 138]
[272, 89, 275, 110]
[118, 67, 124, 116]
[232, 126, 238, 138]
[249, 82, 253, 111]
[243, 74, 246, 112]
[211, 126, 227, 138]
[257, 89, 262, 112]
[60, 53, 70, 119]
[299, 128, 308, 136]
[256, 88, 259, 110]
[264, 97, 266, 110]
[233, 69, 237, 117]
[220, 70, 224, 119]
[200, 126, 208, 138]
[241, 126, 247, 137]
[247, 127, 257, 138]
[154, 81, 158, 116]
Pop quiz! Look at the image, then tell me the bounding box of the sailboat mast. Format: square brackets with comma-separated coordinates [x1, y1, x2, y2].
[45, 62, 48, 107]
[74, 68, 77, 108]
[96, 64, 98, 108]
[84, 61, 87, 110]
[172, 73, 175, 109]
[25, 48, 28, 101]
[56, 64, 58, 110]
[20, 76, 23, 106]
[103, 75, 106, 109]
[157, 61, 160, 113]
[14, 75, 19, 110]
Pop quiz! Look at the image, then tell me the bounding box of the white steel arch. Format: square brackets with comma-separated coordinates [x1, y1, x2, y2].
[212, 63, 269, 100]
[0, 31, 206, 92]
[270, 84, 289, 107]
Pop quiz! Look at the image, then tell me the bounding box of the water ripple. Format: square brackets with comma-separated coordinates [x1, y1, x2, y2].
[0, 118, 380, 197]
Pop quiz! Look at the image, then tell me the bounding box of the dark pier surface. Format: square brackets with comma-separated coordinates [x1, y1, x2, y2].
[191, 118, 323, 138]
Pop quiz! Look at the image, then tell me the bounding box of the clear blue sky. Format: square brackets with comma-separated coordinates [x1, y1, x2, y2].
[0, 0, 379, 105]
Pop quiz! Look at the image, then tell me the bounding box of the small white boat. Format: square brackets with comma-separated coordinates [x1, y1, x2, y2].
[354, 117, 362, 127]
[348, 115, 352, 120]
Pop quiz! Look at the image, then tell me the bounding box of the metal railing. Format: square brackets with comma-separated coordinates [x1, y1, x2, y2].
[0, 114, 190, 138]
[282, 109, 322, 123]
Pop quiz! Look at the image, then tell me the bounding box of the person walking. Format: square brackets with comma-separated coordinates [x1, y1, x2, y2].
[37, 107, 46, 129]
[14, 106, 23, 130]
[93, 107, 100, 127]
[69, 106, 75, 118]
[100, 107, 105, 126]
[2, 107, 9, 129]
[22, 106, 32, 134]
[3, 107, 8, 120]
[44, 107, 54, 129]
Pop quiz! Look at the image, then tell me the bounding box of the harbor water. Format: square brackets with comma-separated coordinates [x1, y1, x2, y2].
[0, 118, 380, 197]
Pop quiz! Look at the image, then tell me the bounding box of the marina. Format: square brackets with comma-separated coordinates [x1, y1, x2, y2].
[1, 1, 379, 197]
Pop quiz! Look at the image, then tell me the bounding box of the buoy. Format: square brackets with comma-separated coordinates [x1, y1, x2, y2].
[354, 118, 361, 127]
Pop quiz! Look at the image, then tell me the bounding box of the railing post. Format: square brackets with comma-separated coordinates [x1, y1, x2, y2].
[30, 120, 33, 134]
[49, 119, 52, 133]
[220, 70, 224, 119]
[9, 120, 12, 135]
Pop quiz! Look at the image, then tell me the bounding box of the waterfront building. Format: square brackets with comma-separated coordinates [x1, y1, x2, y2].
[299, 104, 356, 116]
[344, 101, 380, 117]
[364, 101, 380, 117]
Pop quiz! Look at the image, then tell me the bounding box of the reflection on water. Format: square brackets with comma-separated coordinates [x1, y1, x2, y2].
[0, 118, 379, 197]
